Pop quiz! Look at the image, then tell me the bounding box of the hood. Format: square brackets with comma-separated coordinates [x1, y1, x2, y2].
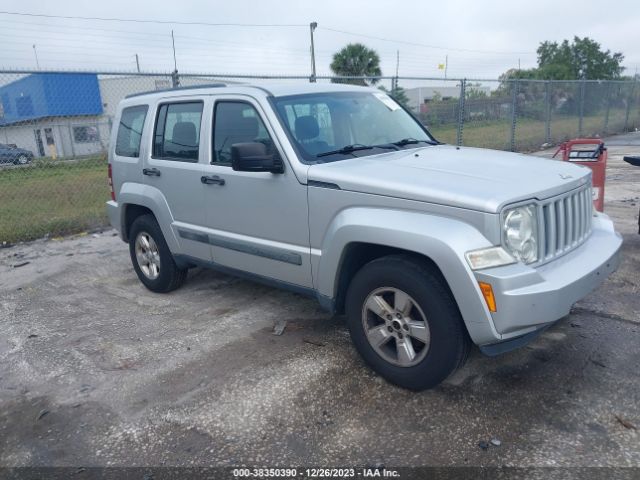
[307, 145, 591, 213]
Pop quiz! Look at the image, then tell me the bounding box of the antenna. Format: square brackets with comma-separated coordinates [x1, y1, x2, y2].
[171, 30, 178, 71]
[32, 44, 40, 70]
[309, 22, 318, 83]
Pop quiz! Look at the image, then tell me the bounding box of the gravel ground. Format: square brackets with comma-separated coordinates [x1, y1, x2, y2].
[0, 134, 639, 469]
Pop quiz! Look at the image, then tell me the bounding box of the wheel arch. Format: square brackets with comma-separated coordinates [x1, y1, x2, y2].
[123, 204, 154, 242]
[116, 183, 179, 252]
[314, 207, 501, 345]
[332, 243, 447, 316]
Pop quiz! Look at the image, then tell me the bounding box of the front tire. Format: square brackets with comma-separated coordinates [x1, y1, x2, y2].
[14, 155, 29, 165]
[128, 214, 187, 293]
[345, 254, 470, 390]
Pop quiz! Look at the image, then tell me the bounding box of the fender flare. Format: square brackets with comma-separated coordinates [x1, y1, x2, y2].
[315, 207, 501, 344]
[117, 182, 180, 252]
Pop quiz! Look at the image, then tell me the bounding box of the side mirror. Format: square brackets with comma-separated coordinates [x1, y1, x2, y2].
[231, 142, 284, 174]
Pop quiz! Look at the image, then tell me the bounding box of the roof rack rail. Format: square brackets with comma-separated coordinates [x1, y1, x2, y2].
[125, 83, 228, 99]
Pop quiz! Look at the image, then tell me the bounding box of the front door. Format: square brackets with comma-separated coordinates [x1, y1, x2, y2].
[201, 96, 312, 289]
[143, 97, 213, 261]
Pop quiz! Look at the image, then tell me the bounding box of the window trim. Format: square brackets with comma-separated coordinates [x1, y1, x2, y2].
[151, 100, 204, 163]
[115, 104, 148, 158]
[211, 99, 278, 167]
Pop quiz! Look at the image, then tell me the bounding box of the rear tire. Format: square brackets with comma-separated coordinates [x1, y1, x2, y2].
[128, 214, 187, 293]
[345, 254, 470, 390]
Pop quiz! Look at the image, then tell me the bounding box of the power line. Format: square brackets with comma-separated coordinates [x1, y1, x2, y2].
[0, 19, 523, 61]
[0, 18, 172, 38]
[0, 11, 307, 27]
[0, 10, 537, 56]
[318, 26, 536, 56]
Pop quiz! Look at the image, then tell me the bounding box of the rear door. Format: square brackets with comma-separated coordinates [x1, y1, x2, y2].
[143, 97, 213, 261]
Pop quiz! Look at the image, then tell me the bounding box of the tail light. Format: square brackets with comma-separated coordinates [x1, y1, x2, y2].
[108, 163, 116, 201]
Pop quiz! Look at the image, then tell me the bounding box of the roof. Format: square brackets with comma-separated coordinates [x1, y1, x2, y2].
[0, 73, 102, 126]
[120, 82, 375, 105]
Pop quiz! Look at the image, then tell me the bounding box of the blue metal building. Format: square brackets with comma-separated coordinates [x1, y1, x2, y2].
[0, 73, 105, 157]
[0, 73, 103, 126]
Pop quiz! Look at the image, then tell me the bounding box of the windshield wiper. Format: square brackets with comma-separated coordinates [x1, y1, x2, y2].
[392, 138, 435, 147]
[316, 144, 396, 158]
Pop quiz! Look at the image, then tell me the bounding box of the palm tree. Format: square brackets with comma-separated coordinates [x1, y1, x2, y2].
[330, 43, 382, 86]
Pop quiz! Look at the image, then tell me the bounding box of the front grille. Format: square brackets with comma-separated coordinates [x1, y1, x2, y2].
[538, 185, 592, 263]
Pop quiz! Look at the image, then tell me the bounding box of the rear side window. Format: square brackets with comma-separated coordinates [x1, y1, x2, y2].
[153, 102, 203, 162]
[115, 105, 148, 157]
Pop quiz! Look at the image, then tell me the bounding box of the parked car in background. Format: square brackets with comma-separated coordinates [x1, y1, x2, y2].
[0, 144, 34, 165]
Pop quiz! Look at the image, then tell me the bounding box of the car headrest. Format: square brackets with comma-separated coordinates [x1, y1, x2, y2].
[171, 122, 197, 147]
[295, 115, 320, 141]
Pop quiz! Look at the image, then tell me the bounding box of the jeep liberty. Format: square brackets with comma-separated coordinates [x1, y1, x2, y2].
[107, 83, 622, 390]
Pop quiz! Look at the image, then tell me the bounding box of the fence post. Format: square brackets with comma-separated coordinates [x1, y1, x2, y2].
[67, 123, 76, 159]
[603, 82, 612, 134]
[456, 79, 466, 147]
[544, 80, 551, 144]
[509, 79, 518, 152]
[578, 79, 586, 136]
[624, 79, 637, 132]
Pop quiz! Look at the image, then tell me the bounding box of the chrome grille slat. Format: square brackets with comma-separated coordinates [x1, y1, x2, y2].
[565, 197, 573, 248]
[537, 184, 592, 264]
[574, 194, 580, 242]
[580, 190, 589, 240]
[556, 200, 565, 253]
[547, 203, 556, 257]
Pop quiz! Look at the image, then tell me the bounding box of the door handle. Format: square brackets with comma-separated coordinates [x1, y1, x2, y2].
[143, 168, 161, 177]
[201, 175, 225, 186]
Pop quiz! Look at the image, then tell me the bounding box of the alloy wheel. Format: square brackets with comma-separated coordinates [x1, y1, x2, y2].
[361, 287, 431, 367]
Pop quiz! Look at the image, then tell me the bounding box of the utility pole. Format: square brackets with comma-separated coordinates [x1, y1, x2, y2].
[394, 50, 399, 91]
[135, 53, 140, 73]
[518, 58, 521, 71]
[309, 22, 318, 83]
[32, 44, 40, 70]
[444, 54, 448, 79]
[171, 30, 179, 87]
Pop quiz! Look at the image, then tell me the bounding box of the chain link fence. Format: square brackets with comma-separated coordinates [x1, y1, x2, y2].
[1, 69, 638, 243]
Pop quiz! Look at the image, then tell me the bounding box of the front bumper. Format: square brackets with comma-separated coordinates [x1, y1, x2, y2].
[474, 213, 622, 341]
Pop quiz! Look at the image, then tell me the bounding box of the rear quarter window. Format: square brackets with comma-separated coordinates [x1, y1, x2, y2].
[115, 105, 148, 157]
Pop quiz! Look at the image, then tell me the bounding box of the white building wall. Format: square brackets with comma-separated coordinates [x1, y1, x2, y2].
[0, 116, 106, 158]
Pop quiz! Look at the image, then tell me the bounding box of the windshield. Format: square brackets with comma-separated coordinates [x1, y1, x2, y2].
[272, 91, 436, 162]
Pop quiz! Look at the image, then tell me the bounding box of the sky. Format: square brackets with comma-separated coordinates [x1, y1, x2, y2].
[0, 0, 638, 81]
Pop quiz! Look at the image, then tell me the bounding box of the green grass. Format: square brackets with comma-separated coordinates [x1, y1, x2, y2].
[429, 109, 637, 151]
[0, 157, 109, 243]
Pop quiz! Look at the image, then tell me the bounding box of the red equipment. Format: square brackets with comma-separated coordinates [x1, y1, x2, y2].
[553, 138, 607, 212]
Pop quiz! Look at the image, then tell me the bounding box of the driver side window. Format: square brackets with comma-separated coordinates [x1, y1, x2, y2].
[212, 101, 274, 165]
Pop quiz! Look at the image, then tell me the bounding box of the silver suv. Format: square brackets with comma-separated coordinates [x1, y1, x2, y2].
[107, 83, 622, 390]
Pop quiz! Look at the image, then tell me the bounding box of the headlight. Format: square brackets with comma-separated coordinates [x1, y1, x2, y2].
[503, 204, 538, 264]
